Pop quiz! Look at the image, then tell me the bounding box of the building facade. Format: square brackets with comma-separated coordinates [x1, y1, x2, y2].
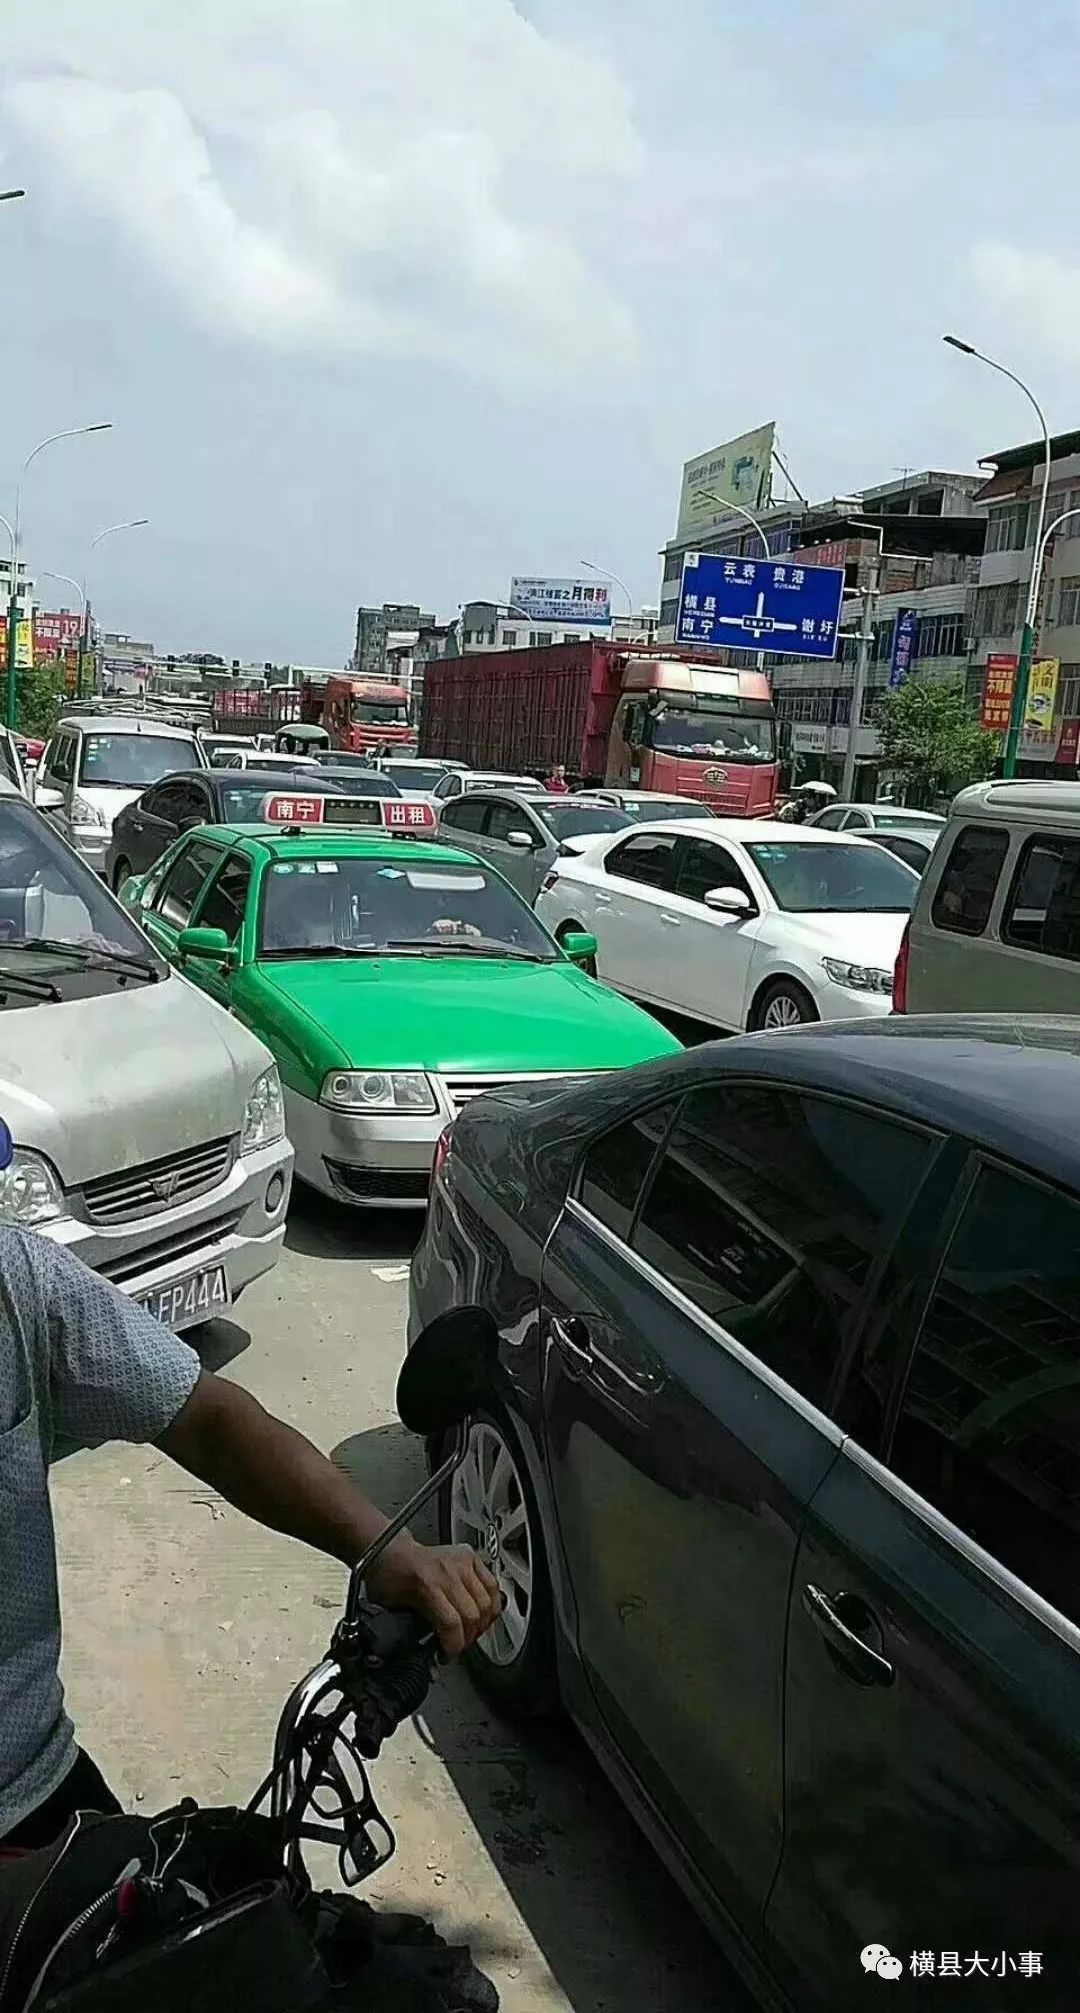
[967, 428, 1080, 774]
[351, 602, 436, 682]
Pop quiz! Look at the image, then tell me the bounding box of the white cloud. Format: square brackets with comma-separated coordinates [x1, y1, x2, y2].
[2, 0, 641, 382]
[970, 241, 1080, 368]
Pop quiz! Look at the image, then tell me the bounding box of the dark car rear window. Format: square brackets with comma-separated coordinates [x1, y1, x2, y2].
[930, 824, 1009, 937]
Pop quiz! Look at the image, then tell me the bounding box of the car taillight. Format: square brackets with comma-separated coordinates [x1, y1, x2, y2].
[892, 921, 910, 1013]
[432, 1124, 453, 1184]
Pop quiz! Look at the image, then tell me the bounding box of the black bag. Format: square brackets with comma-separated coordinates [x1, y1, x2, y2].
[0, 1800, 325, 2012]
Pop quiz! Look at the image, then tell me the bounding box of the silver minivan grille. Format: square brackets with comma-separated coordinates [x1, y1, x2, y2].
[82, 1137, 236, 1225]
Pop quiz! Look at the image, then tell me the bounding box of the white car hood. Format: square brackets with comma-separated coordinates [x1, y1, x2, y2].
[0, 972, 273, 1186]
[777, 909, 909, 970]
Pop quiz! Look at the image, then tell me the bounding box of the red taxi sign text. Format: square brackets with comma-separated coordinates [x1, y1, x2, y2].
[261, 793, 437, 833]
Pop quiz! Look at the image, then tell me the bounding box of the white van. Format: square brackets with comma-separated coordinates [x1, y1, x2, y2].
[896, 779, 1080, 1012]
[35, 715, 207, 874]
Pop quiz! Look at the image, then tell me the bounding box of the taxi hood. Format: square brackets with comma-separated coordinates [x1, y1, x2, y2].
[258, 953, 676, 1073]
[0, 971, 273, 1187]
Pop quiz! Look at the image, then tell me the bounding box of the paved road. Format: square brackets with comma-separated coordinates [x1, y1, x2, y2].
[52, 1190, 736, 2012]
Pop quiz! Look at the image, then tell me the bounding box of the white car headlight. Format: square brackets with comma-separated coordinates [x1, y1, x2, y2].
[822, 957, 893, 995]
[321, 1070, 436, 1114]
[72, 794, 107, 829]
[0, 1148, 65, 1225]
[241, 1066, 286, 1152]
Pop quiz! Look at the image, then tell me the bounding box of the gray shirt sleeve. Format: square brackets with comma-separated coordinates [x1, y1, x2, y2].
[25, 1233, 201, 1449]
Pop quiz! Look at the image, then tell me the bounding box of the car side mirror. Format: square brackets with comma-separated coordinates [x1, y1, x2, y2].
[704, 885, 753, 915]
[119, 875, 142, 908]
[506, 829, 535, 849]
[177, 925, 232, 963]
[34, 785, 63, 812]
[562, 930, 599, 965]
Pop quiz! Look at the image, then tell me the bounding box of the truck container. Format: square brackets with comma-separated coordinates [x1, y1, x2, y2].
[419, 641, 779, 815]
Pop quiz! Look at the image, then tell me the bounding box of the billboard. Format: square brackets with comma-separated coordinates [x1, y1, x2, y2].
[1024, 657, 1059, 734]
[675, 422, 776, 541]
[508, 577, 611, 627]
[981, 653, 1018, 732]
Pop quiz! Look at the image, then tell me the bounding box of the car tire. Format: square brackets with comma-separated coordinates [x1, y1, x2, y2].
[438, 1406, 558, 1719]
[111, 856, 132, 894]
[749, 976, 819, 1031]
[555, 921, 597, 979]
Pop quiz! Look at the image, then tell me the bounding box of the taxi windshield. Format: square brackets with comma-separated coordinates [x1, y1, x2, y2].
[260, 856, 559, 961]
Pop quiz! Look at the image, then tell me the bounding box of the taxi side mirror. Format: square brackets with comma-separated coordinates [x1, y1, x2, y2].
[178, 925, 232, 963]
[562, 931, 598, 966]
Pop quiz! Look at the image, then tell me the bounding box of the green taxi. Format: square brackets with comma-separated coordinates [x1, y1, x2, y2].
[119, 799, 681, 1206]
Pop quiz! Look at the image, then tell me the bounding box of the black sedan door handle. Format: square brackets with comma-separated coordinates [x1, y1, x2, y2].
[550, 1314, 593, 1368]
[802, 1583, 895, 1688]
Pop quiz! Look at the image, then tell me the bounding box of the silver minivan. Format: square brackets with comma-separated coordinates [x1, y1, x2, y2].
[0, 790, 292, 1327]
[898, 779, 1080, 1012]
[35, 715, 208, 875]
[437, 789, 631, 903]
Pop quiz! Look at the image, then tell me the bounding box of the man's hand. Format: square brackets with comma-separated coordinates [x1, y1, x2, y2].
[366, 1534, 501, 1657]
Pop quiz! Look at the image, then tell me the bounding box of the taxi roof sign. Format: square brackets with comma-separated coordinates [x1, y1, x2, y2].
[261, 792, 437, 834]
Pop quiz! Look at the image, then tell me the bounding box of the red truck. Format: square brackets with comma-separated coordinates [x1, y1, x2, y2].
[420, 641, 780, 814]
[213, 677, 414, 755]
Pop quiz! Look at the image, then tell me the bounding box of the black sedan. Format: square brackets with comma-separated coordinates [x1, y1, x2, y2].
[104, 766, 352, 889]
[410, 1016, 1080, 2007]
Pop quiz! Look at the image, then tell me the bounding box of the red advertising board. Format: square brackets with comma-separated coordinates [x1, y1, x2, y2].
[1056, 718, 1080, 766]
[981, 653, 1019, 733]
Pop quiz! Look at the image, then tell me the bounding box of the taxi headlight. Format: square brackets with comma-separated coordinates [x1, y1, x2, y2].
[241, 1066, 286, 1152]
[0, 1148, 65, 1225]
[320, 1070, 436, 1114]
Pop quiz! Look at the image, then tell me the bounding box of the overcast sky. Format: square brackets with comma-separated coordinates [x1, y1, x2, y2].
[1, 0, 1075, 663]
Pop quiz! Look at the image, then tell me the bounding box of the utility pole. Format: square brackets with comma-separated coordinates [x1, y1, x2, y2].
[841, 548, 881, 801]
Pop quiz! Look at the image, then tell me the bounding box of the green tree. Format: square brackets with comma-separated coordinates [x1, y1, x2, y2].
[876, 676, 997, 807]
[16, 658, 68, 739]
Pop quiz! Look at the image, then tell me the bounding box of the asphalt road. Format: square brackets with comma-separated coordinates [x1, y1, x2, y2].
[51, 1188, 736, 2013]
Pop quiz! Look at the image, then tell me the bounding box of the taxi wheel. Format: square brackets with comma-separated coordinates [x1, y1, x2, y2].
[555, 922, 597, 978]
[438, 1407, 558, 1719]
[750, 977, 818, 1031]
[112, 856, 132, 894]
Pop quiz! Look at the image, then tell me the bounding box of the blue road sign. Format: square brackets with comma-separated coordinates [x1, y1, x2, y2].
[675, 550, 846, 661]
[889, 607, 917, 688]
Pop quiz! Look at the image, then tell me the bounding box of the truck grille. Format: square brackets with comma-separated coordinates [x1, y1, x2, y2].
[439, 1072, 594, 1118]
[83, 1137, 236, 1225]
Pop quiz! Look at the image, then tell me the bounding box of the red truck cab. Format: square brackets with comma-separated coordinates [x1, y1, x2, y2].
[608, 658, 778, 815]
[315, 678, 415, 755]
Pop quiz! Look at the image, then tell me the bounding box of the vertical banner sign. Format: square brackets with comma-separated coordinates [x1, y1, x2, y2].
[889, 609, 917, 689]
[981, 653, 1019, 733]
[1024, 657, 1060, 734]
[1056, 719, 1080, 767]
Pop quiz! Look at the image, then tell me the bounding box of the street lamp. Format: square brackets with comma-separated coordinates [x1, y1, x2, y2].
[943, 334, 1051, 777]
[692, 489, 771, 561]
[81, 518, 149, 696]
[4, 424, 113, 727]
[579, 557, 633, 627]
[0, 191, 26, 204]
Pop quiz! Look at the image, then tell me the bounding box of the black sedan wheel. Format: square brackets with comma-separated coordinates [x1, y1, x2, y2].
[111, 856, 132, 894]
[439, 1407, 557, 1717]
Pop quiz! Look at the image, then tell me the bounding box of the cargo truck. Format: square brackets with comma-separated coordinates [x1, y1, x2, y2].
[419, 640, 780, 814]
[213, 676, 415, 755]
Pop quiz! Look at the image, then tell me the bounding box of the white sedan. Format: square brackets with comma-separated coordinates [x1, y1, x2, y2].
[535, 818, 919, 1031]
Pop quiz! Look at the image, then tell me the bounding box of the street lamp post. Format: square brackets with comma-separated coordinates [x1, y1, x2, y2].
[692, 490, 772, 675]
[80, 518, 149, 696]
[40, 570, 86, 701]
[0, 191, 26, 205]
[579, 557, 633, 632]
[943, 335, 1051, 778]
[4, 424, 113, 728]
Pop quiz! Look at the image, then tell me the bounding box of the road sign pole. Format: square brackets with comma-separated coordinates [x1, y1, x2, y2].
[841, 550, 880, 802]
[1003, 619, 1036, 779]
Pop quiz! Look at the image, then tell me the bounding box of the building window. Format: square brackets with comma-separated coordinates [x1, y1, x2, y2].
[1057, 578, 1080, 628]
[503, 630, 518, 647]
[985, 500, 1031, 552]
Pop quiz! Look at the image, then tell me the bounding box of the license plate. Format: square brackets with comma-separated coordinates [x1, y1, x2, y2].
[135, 1265, 230, 1329]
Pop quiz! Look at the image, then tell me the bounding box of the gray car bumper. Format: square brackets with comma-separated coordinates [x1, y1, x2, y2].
[41, 1135, 294, 1329]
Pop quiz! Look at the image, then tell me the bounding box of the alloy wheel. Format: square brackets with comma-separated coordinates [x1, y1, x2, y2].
[762, 989, 806, 1029]
[449, 1419, 533, 1667]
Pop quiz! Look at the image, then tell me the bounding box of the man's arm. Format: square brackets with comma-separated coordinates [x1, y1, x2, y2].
[159, 1369, 499, 1657]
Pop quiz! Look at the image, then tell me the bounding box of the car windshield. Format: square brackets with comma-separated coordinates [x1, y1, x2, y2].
[201, 736, 254, 761]
[80, 733, 200, 788]
[648, 708, 776, 762]
[314, 751, 375, 770]
[746, 840, 918, 913]
[872, 812, 945, 833]
[355, 702, 408, 724]
[381, 764, 449, 792]
[260, 856, 558, 959]
[620, 797, 714, 823]
[535, 803, 631, 839]
[0, 798, 165, 963]
[315, 768, 402, 798]
[218, 781, 328, 822]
